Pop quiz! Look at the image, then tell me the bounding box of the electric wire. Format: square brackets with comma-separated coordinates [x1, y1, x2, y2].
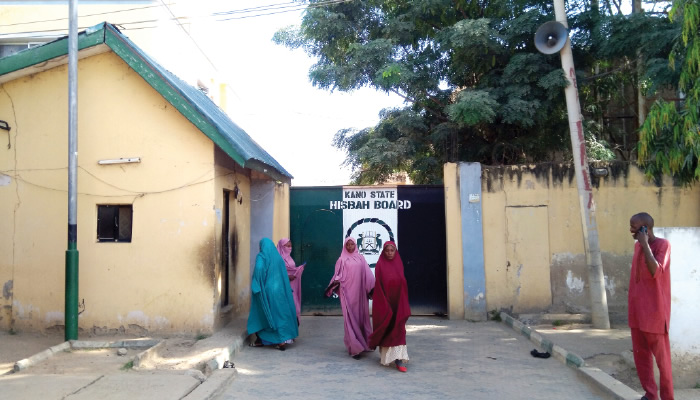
[0, 0, 315, 28]
[0, 0, 361, 145]
[1, 166, 237, 198]
[212, 1, 303, 15]
[0, 0, 354, 37]
[215, 0, 352, 21]
[0, 3, 165, 28]
[157, 0, 219, 72]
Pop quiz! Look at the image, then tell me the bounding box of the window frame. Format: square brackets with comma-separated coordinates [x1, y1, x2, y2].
[96, 204, 133, 243]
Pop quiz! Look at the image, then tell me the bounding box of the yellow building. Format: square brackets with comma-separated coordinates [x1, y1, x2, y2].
[0, 23, 290, 335]
[444, 162, 700, 321]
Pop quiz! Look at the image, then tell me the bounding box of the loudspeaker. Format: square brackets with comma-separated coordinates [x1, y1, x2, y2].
[534, 21, 569, 55]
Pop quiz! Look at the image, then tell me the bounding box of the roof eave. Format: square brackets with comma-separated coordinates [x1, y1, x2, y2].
[0, 22, 293, 182]
[0, 23, 108, 84]
[101, 24, 251, 169]
[245, 159, 292, 184]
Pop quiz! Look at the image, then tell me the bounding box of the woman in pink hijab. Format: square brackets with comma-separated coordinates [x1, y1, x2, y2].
[325, 236, 375, 359]
[277, 238, 305, 322]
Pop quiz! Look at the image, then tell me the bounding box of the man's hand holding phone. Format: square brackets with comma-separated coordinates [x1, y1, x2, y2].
[638, 225, 649, 244]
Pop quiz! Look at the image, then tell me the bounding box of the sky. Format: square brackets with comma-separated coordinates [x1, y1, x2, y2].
[0, 0, 404, 186]
[168, 1, 406, 186]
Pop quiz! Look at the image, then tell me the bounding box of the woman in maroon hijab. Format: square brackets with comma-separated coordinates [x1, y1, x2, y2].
[325, 237, 375, 359]
[369, 241, 411, 372]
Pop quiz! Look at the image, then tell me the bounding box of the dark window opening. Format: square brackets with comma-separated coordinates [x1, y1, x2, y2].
[97, 205, 133, 242]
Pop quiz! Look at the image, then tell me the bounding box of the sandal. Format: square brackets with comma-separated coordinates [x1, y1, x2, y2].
[275, 344, 286, 351]
[249, 337, 264, 347]
[395, 360, 407, 372]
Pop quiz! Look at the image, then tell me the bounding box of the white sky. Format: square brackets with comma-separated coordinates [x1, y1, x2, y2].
[0, 0, 403, 186]
[175, 1, 405, 186]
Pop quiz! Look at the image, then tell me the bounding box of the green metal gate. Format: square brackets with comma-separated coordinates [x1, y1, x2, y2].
[290, 185, 447, 315]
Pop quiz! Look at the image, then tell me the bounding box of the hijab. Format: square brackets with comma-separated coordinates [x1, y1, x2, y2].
[335, 237, 366, 282]
[340, 237, 365, 265]
[376, 241, 405, 283]
[277, 238, 296, 269]
[258, 237, 280, 265]
[325, 236, 371, 297]
[368, 241, 411, 348]
[247, 237, 299, 342]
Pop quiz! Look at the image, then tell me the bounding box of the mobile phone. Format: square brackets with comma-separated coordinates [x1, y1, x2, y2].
[640, 226, 648, 233]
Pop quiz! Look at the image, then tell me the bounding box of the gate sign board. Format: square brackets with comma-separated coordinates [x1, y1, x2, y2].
[290, 185, 445, 315]
[330, 187, 411, 266]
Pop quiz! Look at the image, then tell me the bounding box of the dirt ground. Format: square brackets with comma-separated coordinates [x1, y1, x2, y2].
[0, 330, 66, 373]
[0, 329, 218, 376]
[587, 353, 644, 393]
[533, 322, 644, 393]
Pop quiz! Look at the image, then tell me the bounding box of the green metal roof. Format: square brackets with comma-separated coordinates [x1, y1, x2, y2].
[0, 22, 292, 182]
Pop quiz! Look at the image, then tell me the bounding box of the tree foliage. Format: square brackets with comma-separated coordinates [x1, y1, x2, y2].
[639, 0, 700, 185]
[275, 0, 678, 184]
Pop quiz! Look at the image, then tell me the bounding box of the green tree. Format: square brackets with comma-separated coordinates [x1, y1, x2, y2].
[639, 0, 700, 185]
[275, 0, 675, 184]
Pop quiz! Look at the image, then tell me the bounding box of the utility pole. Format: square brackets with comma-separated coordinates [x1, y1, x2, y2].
[634, 0, 646, 130]
[552, 0, 610, 329]
[65, 0, 79, 341]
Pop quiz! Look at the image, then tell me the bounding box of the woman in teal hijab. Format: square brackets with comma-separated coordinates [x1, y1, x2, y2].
[247, 238, 299, 350]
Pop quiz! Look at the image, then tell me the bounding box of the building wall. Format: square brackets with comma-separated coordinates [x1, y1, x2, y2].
[272, 182, 290, 243]
[458, 163, 487, 321]
[656, 227, 700, 388]
[480, 162, 700, 320]
[0, 143, 12, 330]
[212, 152, 252, 327]
[444, 162, 700, 321]
[443, 163, 464, 320]
[249, 177, 291, 277]
[249, 178, 275, 277]
[0, 51, 227, 334]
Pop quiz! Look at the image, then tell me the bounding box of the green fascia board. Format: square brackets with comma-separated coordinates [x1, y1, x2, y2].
[245, 159, 291, 183]
[0, 24, 104, 77]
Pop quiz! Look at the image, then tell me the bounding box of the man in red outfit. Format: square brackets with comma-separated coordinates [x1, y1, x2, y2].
[628, 212, 674, 400]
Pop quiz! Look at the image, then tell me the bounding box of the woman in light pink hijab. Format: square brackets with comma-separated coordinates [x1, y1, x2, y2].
[325, 236, 375, 359]
[277, 238, 305, 322]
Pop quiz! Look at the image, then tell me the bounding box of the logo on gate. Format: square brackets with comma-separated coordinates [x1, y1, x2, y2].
[345, 218, 395, 256]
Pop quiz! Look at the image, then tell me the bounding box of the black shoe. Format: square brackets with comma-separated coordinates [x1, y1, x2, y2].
[352, 354, 361, 360]
[530, 349, 551, 358]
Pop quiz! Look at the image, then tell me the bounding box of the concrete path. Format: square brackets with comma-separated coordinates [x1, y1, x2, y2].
[2, 315, 698, 399]
[216, 316, 612, 400]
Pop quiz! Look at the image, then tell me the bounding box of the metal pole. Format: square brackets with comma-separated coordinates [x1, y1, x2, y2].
[65, 0, 79, 341]
[553, 0, 610, 329]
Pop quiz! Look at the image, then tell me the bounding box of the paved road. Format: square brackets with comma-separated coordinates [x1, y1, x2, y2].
[216, 316, 612, 400]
